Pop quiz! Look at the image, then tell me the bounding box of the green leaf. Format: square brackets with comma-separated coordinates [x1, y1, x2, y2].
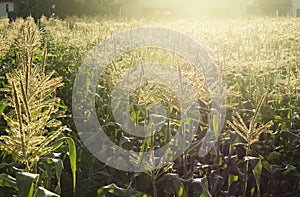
[178, 185, 184, 197]
[140, 131, 151, 154]
[113, 99, 122, 114]
[157, 173, 186, 197]
[53, 159, 63, 195]
[53, 102, 68, 110]
[66, 137, 77, 193]
[252, 159, 262, 197]
[212, 114, 219, 137]
[48, 135, 77, 193]
[228, 174, 238, 190]
[38, 157, 63, 195]
[0, 104, 6, 114]
[50, 141, 64, 151]
[193, 177, 211, 197]
[97, 183, 150, 197]
[0, 173, 17, 189]
[34, 187, 60, 197]
[16, 172, 39, 197]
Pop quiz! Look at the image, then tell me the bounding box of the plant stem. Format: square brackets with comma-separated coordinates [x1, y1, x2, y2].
[243, 145, 250, 197]
[151, 175, 157, 197]
[183, 152, 188, 179]
[149, 107, 158, 197]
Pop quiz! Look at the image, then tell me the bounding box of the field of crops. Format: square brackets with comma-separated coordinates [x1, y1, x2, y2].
[0, 16, 299, 197]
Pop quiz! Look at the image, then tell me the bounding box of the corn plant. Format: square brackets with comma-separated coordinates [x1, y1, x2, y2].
[227, 93, 274, 197]
[0, 17, 77, 196]
[0, 17, 65, 172]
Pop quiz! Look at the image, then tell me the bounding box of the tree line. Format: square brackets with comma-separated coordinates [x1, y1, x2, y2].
[13, 0, 110, 19]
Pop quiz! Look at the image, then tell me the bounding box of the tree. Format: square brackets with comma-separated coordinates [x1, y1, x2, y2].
[14, 0, 54, 19]
[13, 0, 105, 19]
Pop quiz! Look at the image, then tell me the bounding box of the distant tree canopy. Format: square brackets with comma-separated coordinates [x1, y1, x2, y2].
[14, 0, 106, 19]
[253, 0, 293, 16]
[12, 0, 294, 19]
[254, 0, 292, 6]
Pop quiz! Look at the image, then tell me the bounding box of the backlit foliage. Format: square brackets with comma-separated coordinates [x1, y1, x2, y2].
[0, 17, 65, 172]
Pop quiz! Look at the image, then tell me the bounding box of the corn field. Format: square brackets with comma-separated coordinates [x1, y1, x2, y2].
[0, 16, 299, 197]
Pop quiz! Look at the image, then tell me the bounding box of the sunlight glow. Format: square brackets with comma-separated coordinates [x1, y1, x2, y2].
[138, 0, 248, 18]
